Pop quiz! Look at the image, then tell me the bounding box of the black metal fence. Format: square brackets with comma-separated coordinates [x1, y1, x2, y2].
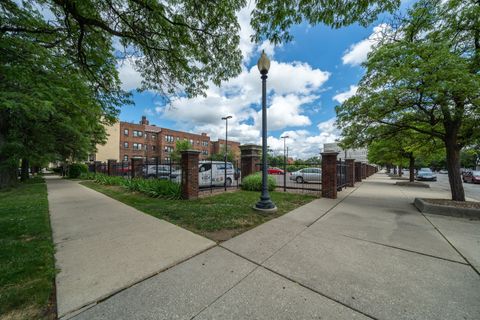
[270, 162, 322, 195]
[337, 159, 347, 190]
[88, 159, 241, 193]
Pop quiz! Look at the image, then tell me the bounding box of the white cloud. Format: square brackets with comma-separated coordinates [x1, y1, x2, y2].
[342, 24, 390, 66]
[333, 85, 358, 104]
[117, 58, 143, 91]
[265, 118, 339, 159]
[158, 60, 330, 143]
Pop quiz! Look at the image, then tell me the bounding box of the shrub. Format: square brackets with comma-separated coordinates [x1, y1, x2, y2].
[241, 173, 276, 192]
[68, 163, 88, 178]
[93, 174, 181, 199]
[79, 172, 96, 180]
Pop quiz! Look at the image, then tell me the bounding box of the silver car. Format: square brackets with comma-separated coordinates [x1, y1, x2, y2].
[289, 168, 322, 183]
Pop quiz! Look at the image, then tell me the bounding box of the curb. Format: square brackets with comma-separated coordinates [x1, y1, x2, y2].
[414, 198, 480, 219]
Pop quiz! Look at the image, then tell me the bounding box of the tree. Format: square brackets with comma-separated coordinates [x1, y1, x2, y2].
[170, 140, 192, 162]
[209, 151, 235, 162]
[251, 0, 400, 44]
[337, 0, 480, 201]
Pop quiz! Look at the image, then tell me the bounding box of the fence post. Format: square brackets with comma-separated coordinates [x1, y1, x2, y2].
[240, 144, 261, 178]
[345, 159, 355, 187]
[131, 158, 143, 178]
[321, 152, 338, 199]
[180, 150, 200, 200]
[107, 159, 117, 176]
[361, 163, 367, 180]
[94, 161, 102, 174]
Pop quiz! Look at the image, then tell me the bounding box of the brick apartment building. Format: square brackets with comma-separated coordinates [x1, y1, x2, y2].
[96, 116, 240, 163]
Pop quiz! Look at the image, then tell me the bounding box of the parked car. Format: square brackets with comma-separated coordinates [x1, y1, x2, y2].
[289, 168, 322, 183]
[463, 171, 480, 184]
[267, 167, 284, 175]
[416, 168, 437, 181]
[439, 169, 448, 174]
[143, 165, 174, 179]
[172, 161, 235, 187]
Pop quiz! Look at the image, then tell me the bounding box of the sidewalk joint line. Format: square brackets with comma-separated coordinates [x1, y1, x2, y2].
[341, 234, 469, 266]
[420, 214, 480, 276]
[189, 265, 260, 320]
[66, 244, 217, 319]
[220, 246, 378, 320]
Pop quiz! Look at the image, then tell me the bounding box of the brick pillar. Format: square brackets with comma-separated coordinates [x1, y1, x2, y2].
[355, 162, 362, 182]
[131, 158, 143, 178]
[180, 150, 200, 200]
[361, 163, 367, 179]
[321, 152, 339, 199]
[240, 144, 261, 178]
[107, 159, 117, 176]
[345, 159, 355, 187]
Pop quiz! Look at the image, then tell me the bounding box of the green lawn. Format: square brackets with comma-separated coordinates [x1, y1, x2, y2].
[82, 181, 316, 241]
[0, 178, 55, 320]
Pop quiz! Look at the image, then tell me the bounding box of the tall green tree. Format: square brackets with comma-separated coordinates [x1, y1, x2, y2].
[337, 0, 480, 201]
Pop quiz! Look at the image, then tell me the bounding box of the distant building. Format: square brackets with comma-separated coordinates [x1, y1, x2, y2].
[323, 142, 368, 163]
[92, 116, 240, 163]
[93, 122, 120, 162]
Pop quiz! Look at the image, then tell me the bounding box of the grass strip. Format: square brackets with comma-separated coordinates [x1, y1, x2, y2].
[81, 181, 315, 242]
[0, 178, 55, 320]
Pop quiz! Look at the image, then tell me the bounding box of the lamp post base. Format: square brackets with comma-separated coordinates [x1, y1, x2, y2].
[254, 199, 277, 213]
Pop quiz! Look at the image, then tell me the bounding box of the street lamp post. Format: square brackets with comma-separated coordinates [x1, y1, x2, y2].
[221, 115, 232, 191]
[255, 51, 277, 212]
[281, 135, 289, 192]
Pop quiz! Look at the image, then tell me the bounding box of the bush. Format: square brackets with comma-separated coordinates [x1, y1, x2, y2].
[241, 173, 276, 192]
[79, 171, 96, 180]
[68, 163, 88, 178]
[93, 174, 181, 199]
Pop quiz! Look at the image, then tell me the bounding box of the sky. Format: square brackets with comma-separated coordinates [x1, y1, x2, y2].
[117, 2, 414, 159]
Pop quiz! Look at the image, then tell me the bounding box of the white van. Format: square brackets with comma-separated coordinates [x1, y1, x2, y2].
[199, 161, 235, 187]
[172, 161, 236, 187]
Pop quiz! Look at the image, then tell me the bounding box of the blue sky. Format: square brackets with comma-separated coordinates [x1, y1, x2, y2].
[117, 2, 413, 159]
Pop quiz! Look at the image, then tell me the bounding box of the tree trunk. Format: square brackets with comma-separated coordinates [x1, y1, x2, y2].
[0, 132, 17, 188]
[20, 158, 29, 181]
[408, 153, 415, 182]
[445, 136, 465, 201]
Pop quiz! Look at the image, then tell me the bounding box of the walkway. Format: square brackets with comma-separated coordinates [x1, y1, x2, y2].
[71, 173, 480, 320]
[46, 177, 215, 319]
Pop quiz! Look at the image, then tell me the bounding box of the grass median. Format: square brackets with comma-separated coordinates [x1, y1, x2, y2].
[81, 181, 315, 241]
[0, 177, 55, 320]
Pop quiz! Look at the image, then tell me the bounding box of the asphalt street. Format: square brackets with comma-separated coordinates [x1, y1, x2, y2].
[422, 173, 480, 201]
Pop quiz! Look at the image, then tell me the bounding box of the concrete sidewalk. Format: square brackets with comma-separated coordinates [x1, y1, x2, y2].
[72, 174, 480, 320]
[46, 177, 215, 319]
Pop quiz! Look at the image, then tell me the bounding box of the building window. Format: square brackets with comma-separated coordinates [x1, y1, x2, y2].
[144, 133, 148, 139]
[189, 139, 194, 145]
[133, 143, 142, 150]
[152, 146, 156, 151]
[165, 135, 174, 143]
[151, 133, 157, 139]
[144, 144, 147, 150]
[164, 146, 174, 153]
[123, 155, 128, 161]
[133, 130, 143, 137]
[176, 137, 180, 141]
[202, 150, 209, 155]
[165, 157, 171, 162]
[196, 140, 200, 145]
[124, 142, 129, 148]
[202, 141, 209, 147]
[124, 129, 129, 136]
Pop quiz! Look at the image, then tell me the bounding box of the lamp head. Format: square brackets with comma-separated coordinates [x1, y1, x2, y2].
[257, 50, 270, 74]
